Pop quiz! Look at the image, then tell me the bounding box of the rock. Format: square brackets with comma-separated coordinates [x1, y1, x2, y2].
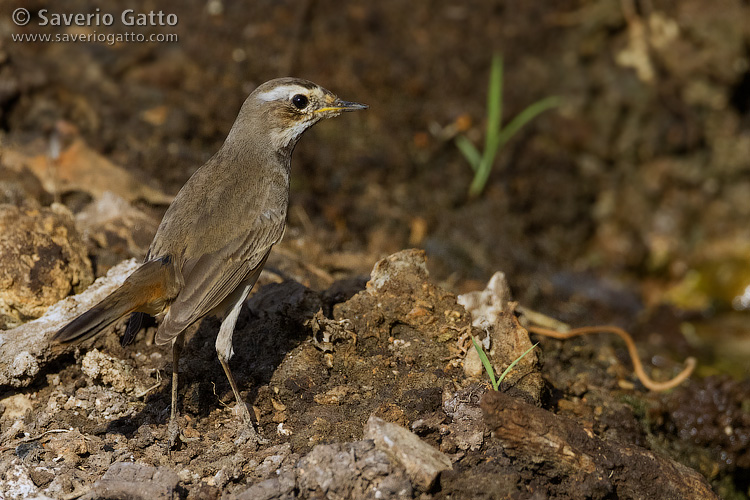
[28, 467, 54, 488]
[462, 343, 484, 378]
[0, 164, 52, 207]
[80, 462, 180, 500]
[0, 258, 138, 389]
[232, 442, 394, 499]
[0, 393, 33, 419]
[22, 139, 173, 206]
[0, 460, 55, 500]
[364, 415, 452, 491]
[227, 472, 296, 500]
[334, 249, 475, 343]
[457, 272, 512, 327]
[0, 203, 93, 329]
[367, 248, 429, 293]
[46, 429, 89, 466]
[228, 438, 415, 500]
[296, 439, 413, 499]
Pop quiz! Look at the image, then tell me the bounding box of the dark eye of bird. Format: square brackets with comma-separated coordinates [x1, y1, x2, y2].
[292, 94, 309, 110]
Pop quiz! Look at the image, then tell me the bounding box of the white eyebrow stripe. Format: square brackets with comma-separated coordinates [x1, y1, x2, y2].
[255, 85, 307, 102]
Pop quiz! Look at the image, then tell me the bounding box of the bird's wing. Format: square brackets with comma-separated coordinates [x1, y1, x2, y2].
[154, 209, 285, 344]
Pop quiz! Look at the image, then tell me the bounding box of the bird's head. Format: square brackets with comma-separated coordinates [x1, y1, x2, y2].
[230, 77, 367, 152]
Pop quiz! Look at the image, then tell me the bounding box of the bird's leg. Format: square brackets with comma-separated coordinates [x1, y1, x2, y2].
[168, 331, 185, 450]
[216, 288, 267, 446]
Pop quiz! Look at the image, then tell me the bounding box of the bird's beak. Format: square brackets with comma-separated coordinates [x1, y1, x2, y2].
[315, 98, 368, 114]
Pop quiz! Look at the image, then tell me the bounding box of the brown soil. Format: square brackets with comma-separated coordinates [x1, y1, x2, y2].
[1, 0, 749, 498]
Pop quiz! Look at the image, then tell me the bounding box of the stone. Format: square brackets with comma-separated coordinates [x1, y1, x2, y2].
[364, 415, 452, 491]
[0, 204, 92, 328]
[80, 462, 180, 500]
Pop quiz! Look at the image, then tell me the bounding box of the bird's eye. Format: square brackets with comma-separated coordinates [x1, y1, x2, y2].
[292, 94, 309, 110]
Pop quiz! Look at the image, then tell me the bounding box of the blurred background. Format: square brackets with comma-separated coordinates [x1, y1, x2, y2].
[1, 0, 749, 405]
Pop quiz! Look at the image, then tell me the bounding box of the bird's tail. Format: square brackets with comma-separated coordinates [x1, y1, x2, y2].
[53, 258, 174, 344]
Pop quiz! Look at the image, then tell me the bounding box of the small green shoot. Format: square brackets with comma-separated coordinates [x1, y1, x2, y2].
[471, 336, 538, 391]
[456, 54, 560, 199]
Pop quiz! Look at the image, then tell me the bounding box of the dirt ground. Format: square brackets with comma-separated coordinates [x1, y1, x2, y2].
[1, 0, 750, 498]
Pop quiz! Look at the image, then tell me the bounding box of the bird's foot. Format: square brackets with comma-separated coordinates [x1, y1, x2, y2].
[233, 402, 268, 448]
[167, 416, 181, 452]
[234, 425, 267, 448]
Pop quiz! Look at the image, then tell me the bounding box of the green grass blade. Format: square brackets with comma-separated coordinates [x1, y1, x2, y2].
[471, 336, 498, 391]
[497, 343, 538, 385]
[462, 54, 559, 200]
[469, 54, 503, 199]
[496, 96, 560, 151]
[468, 155, 493, 198]
[485, 54, 503, 154]
[455, 135, 482, 172]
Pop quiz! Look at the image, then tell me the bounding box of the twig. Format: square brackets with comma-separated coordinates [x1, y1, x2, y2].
[134, 370, 162, 398]
[19, 428, 72, 442]
[527, 325, 696, 391]
[212, 381, 231, 409]
[515, 305, 570, 332]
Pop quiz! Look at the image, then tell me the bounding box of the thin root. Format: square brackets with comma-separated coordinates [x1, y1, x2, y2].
[212, 381, 232, 409]
[527, 325, 696, 392]
[135, 370, 163, 398]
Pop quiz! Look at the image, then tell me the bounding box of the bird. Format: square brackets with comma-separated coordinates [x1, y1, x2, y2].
[52, 77, 367, 447]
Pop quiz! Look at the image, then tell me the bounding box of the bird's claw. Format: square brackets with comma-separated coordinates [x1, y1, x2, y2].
[233, 402, 268, 447]
[167, 417, 181, 453]
[234, 424, 268, 447]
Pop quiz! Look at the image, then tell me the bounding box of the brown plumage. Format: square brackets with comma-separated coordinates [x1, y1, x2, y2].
[53, 78, 367, 446]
